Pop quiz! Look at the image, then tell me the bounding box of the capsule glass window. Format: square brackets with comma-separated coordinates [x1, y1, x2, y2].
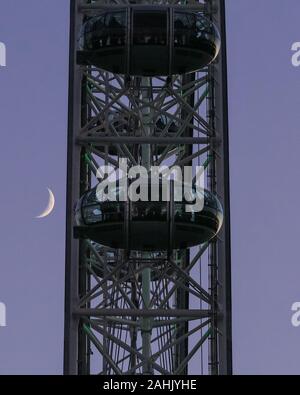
[133, 10, 167, 46]
[103, 12, 126, 47]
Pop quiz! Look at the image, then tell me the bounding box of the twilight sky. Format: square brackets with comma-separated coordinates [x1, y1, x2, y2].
[0, 0, 299, 375]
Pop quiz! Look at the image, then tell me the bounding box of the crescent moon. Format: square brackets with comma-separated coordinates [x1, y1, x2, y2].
[36, 188, 55, 218]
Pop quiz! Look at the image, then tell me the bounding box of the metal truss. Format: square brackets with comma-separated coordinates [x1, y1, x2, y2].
[64, 0, 232, 375]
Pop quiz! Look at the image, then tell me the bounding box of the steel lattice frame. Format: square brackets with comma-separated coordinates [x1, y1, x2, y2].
[64, 0, 232, 375]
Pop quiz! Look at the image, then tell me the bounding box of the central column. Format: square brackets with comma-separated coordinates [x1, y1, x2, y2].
[141, 77, 153, 374]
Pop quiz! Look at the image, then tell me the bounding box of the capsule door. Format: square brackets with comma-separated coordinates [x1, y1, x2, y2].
[130, 7, 170, 76]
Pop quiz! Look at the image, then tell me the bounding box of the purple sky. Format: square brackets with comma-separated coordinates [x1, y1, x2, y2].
[0, 0, 299, 375]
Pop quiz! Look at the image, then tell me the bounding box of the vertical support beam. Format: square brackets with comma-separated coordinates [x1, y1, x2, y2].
[64, 0, 83, 375]
[174, 73, 194, 375]
[141, 77, 153, 375]
[209, 0, 233, 375]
